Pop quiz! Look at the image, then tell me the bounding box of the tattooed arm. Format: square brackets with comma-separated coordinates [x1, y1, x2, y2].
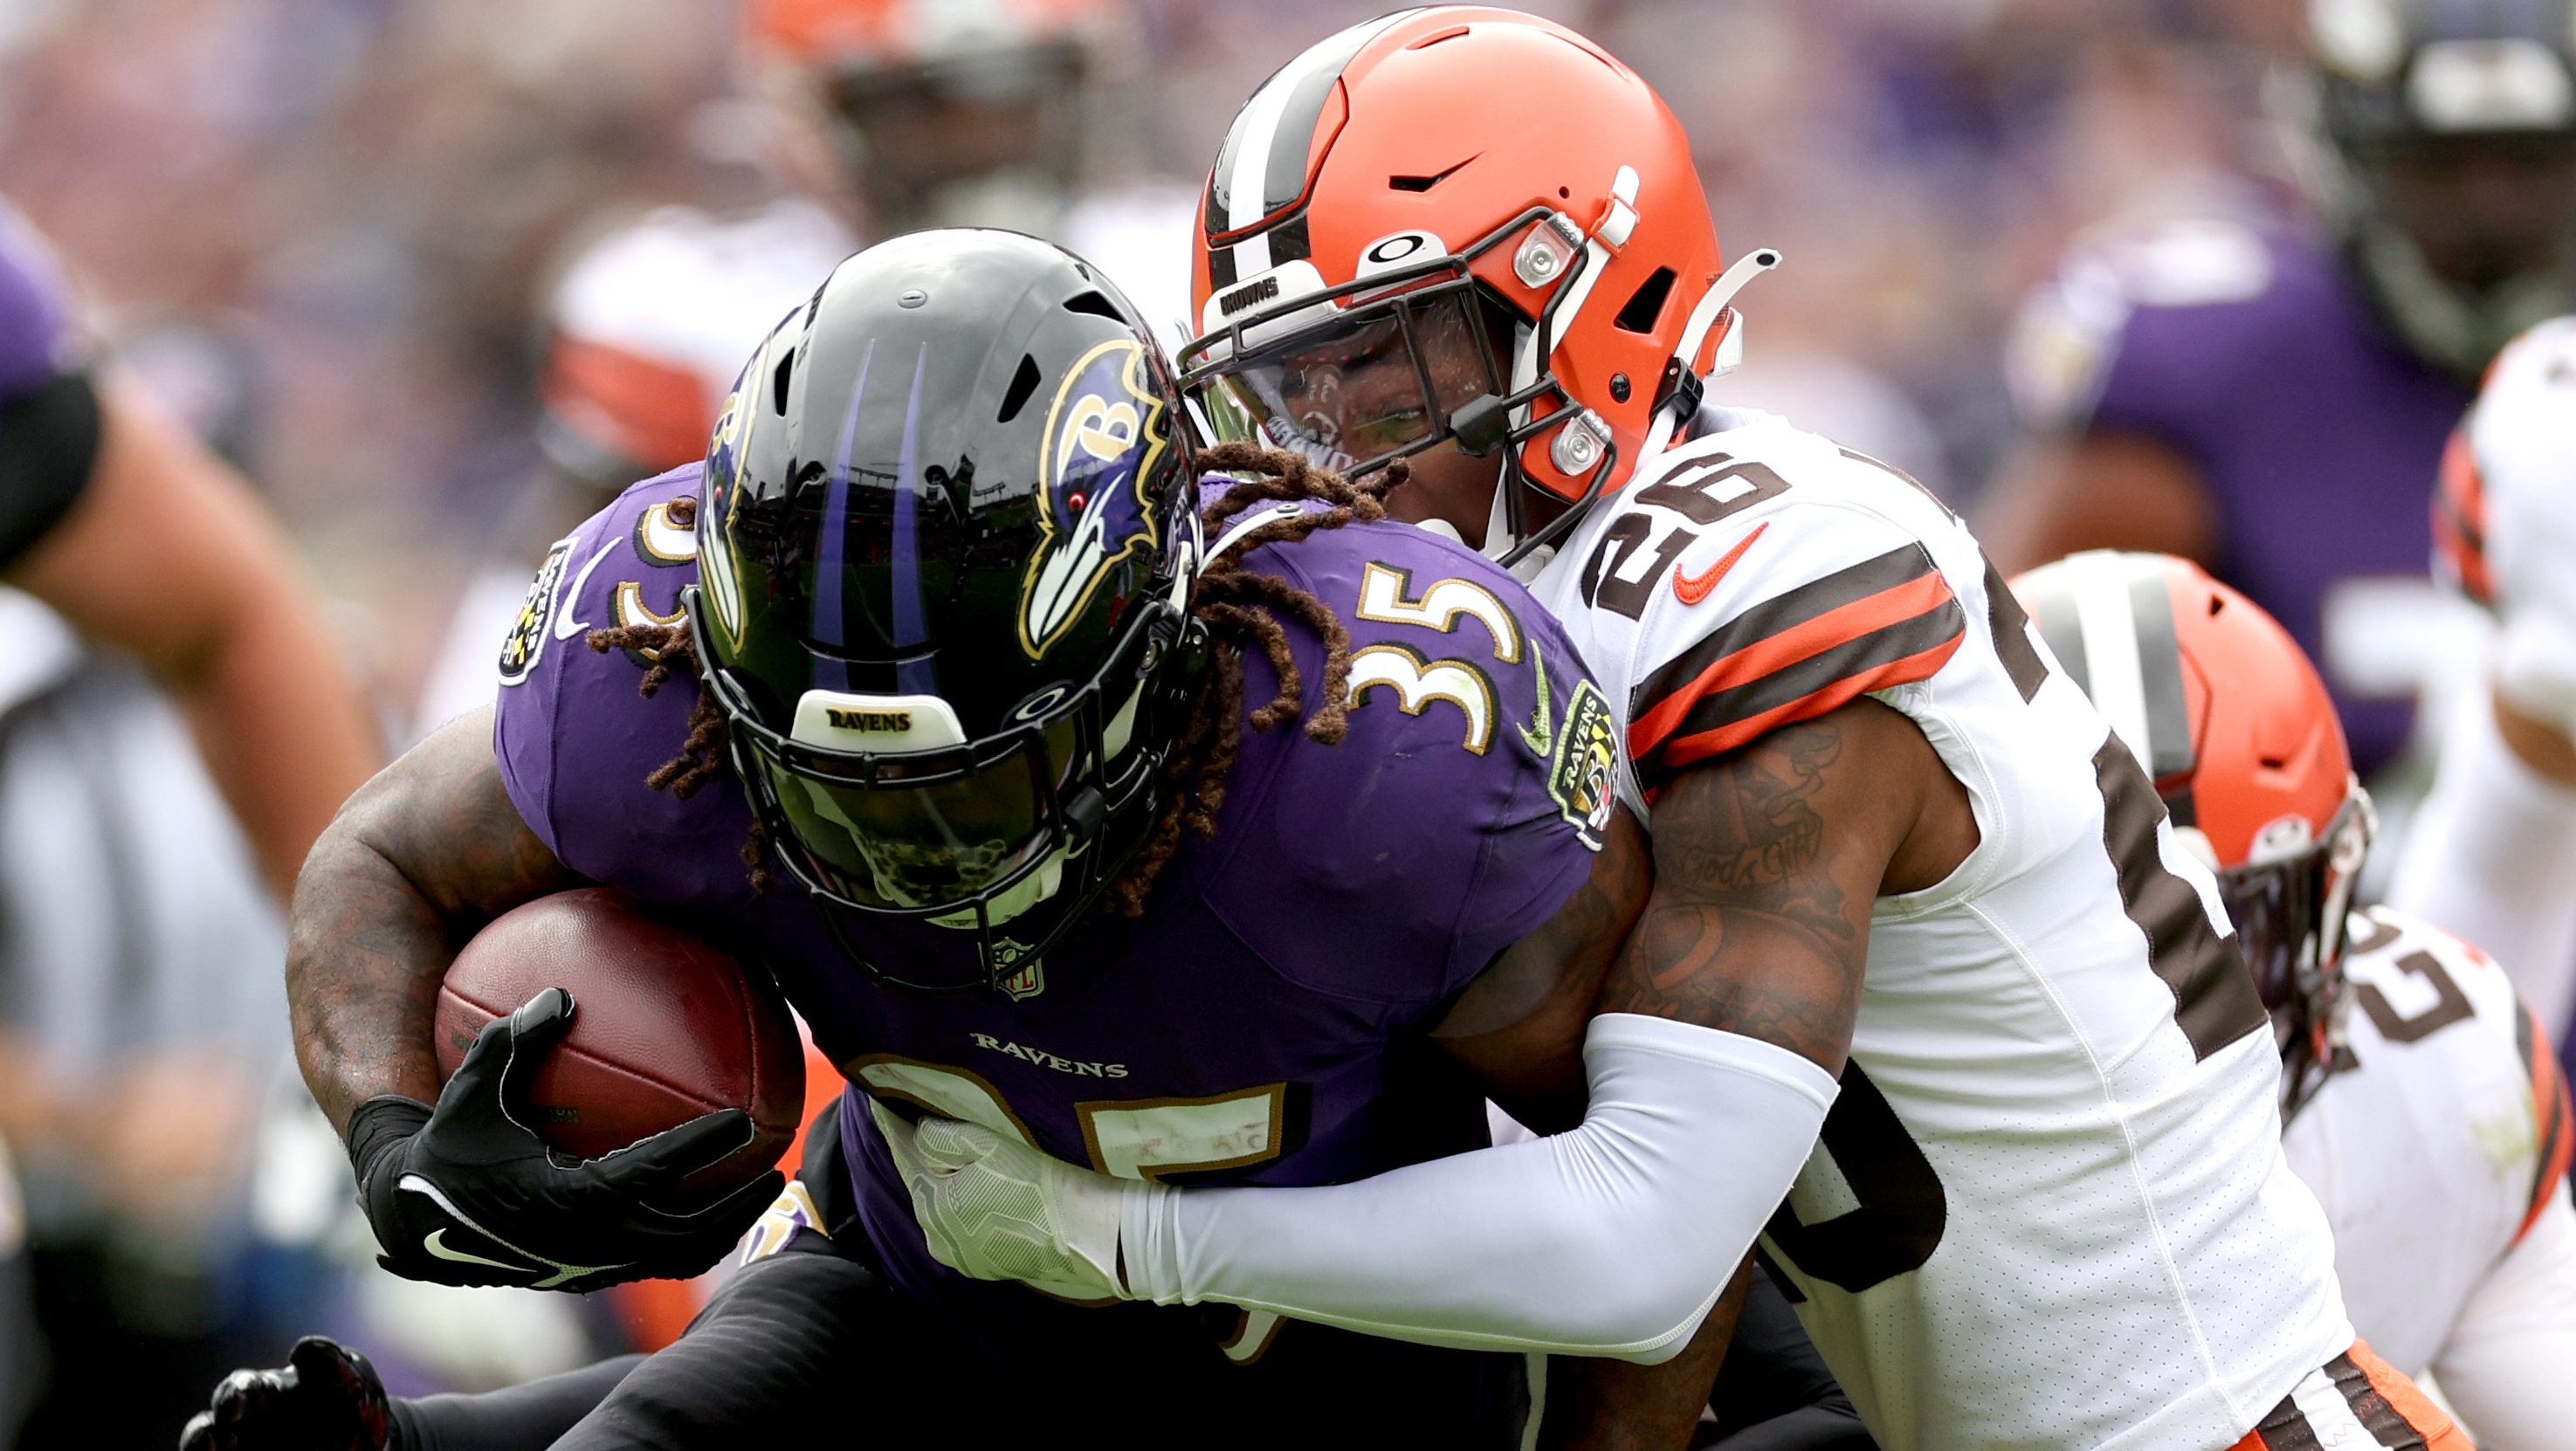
[1534, 699, 1975, 1444]
[290, 705, 583, 1134]
[295, 705, 768, 1290]
[1603, 696, 1977, 1065]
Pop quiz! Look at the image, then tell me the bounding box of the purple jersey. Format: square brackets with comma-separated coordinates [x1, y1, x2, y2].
[0, 196, 72, 401]
[494, 464, 1605, 1435]
[2037, 218, 2473, 777]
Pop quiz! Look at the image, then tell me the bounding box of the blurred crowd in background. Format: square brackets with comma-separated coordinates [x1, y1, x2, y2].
[0, 0, 2462, 1443]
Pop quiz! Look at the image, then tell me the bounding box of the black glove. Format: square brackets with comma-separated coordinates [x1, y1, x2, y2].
[178, 1336, 392, 1451]
[350, 987, 782, 1292]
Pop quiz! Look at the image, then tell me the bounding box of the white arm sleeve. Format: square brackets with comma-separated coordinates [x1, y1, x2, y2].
[1119, 1012, 1838, 1364]
[2387, 687, 2576, 1030]
[2427, 1184, 2576, 1451]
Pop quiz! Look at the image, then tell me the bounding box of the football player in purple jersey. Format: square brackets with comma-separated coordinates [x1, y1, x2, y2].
[179, 230, 1854, 1449]
[1981, 0, 2576, 781]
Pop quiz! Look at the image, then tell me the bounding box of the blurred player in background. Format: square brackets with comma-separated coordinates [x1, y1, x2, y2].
[2394, 317, 2576, 1035]
[0, 193, 378, 1442]
[746, 0, 1196, 334]
[416, 0, 1195, 738]
[0, 196, 376, 900]
[2015, 549, 2576, 1451]
[411, 198, 854, 736]
[1982, 0, 2576, 784]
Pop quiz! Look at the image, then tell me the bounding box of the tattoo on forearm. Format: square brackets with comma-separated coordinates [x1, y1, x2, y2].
[1599, 714, 1876, 1069]
[287, 712, 578, 1131]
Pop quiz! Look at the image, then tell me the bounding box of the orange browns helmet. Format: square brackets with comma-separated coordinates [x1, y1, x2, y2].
[1180, 7, 1775, 564]
[743, 0, 1124, 231]
[744, 0, 1111, 68]
[2012, 551, 2374, 1117]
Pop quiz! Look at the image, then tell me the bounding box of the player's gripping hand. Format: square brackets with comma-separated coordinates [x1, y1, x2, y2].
[178, 1336, 391, 1451]
[348, 987, 782, 1292]
[876, 1104, 1156, 1303]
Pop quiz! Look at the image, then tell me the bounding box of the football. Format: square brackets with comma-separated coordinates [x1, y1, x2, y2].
[433, 888, 802, 1198]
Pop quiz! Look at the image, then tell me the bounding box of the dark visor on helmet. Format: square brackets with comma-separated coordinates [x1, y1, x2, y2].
[1188, 286, 1504, 477]
[756, 719, 1076, 911]
[684, 588, 1160, 924]
[1179, 204, 1621, 565]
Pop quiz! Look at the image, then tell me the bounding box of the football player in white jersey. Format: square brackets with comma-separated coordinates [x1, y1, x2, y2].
[2392, 315, 2576, 1034]
[885, 9, 2467, 1448]
[2014, 549, 2576, 1451]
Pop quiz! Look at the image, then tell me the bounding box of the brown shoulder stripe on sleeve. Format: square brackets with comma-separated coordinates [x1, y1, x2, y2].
[1981, 558, 2049, 703]
[1628, 542, 1965, 794]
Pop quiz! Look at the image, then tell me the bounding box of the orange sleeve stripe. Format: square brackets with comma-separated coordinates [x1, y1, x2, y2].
[2433, 430, 2495, 606]
[1636, 632, 1965, 793]
[1628, 567, 1959, 751]
[2520, 1002, 2574, 1245]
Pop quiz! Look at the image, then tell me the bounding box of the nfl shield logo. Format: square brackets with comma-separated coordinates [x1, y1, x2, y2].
[994, 939, 1045, 1001]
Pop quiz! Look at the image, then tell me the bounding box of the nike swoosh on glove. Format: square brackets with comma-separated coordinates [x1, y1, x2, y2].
[350, 987, 782, 1292]
[876, 1103, 1158, 1304]
[178, 1337, 391, 1451]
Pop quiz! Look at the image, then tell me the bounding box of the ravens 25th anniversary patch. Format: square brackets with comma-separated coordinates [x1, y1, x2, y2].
[1547, 681, 1620, 850]
[499, 537, 575, 687]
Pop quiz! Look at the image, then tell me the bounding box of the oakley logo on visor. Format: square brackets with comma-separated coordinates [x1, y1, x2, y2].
[1361, 231, 1441, 269]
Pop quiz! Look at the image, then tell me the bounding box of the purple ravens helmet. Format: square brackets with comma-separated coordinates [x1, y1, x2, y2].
[687, 229, 1202, 991]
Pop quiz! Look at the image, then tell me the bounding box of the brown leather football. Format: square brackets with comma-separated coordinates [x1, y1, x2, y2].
[434, 888, 802, 1197]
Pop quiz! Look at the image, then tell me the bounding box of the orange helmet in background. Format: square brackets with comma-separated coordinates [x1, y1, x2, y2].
[1179, 7, 1772, 563]
[2012, 551, 2374, 1117]
[741, 0, 1127, 233]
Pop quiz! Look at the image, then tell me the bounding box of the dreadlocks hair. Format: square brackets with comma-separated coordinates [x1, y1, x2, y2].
[1102, 442, 1402, 914]
[582, 617, 781, 896]
[589, 444, 1402, 913]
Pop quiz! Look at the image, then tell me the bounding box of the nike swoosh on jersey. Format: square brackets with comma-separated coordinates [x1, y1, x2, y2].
[551, 540, 622, 641]
[422, 1227, 534, 1275]
[1673, 522, 1769, 606]
[1518, 643, 1554, 757]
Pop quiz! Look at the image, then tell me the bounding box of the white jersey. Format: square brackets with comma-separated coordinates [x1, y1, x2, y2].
[1529, 412, 2351, 1450]
[2285, 904, 2576, 1376]
[2439, 315, 2576, 739]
